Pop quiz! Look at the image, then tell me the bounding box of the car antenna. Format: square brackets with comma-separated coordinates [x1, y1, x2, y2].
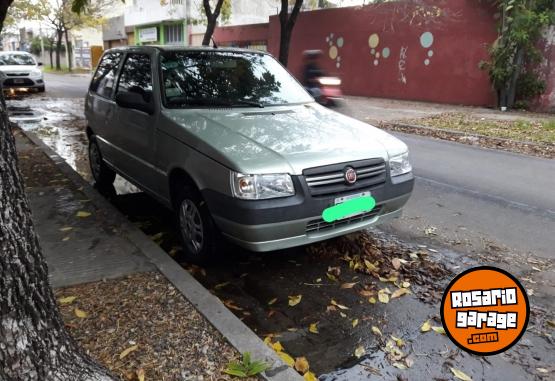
[211, 37, 218, 49]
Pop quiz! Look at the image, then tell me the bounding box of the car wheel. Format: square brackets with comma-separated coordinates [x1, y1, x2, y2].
[88, 135, 115, 186]
[175, 185, 219, 264]
[37, 86, 45, 93]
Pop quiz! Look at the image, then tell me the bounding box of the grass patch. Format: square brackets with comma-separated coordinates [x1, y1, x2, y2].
[42, 66, 91, 74]
[408, 112, 555, 144]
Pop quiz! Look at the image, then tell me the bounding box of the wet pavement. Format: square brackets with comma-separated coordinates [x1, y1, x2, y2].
[11, 93, 555, 380]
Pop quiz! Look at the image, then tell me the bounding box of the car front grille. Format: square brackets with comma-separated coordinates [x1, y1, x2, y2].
[303, 158, 386, 196]
[3, 78, 34, 86]
[306, 206, 382, 234]
[6, 73, 29, 76]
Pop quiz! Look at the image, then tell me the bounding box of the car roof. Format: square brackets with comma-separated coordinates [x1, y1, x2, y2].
[103, 45, 268, 56]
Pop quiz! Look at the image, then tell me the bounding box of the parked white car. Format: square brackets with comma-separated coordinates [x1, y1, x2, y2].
[0, 51, 45, 92]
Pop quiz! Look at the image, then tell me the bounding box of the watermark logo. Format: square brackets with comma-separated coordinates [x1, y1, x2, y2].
[440, 266, 529, 355]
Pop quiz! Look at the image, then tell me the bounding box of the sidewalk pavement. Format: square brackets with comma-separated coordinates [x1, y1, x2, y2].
[342, 96, 553, 125]
[14, 127, 302, 381]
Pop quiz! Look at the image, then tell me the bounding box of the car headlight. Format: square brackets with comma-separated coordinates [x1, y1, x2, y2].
[30, 69, 42, 79]
[231, 172, 295, 200]
[389, 152, 412, 177]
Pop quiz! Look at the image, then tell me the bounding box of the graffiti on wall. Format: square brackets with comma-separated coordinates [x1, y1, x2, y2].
[368, 33, 391, 66]
[398, 46, 408, 84]
[326, 33, 344, 68]
[420, 32, 434, 65]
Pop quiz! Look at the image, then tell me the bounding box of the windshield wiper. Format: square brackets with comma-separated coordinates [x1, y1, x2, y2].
[232, 99, 264, 108]
[167, 97, 264, 108]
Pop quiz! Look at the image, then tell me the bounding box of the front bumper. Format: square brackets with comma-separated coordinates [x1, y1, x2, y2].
[204, 172, 414, 252]
[2, 77, 44, 89]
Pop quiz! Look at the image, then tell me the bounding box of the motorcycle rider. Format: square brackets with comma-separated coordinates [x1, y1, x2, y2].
[302, 50, 324, 100]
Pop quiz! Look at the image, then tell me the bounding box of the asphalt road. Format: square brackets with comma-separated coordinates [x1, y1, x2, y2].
[43, 72, 92, 98]
[39, 73, 555, 260]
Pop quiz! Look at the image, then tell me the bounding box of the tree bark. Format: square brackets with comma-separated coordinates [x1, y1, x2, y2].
[55, 29, 63, 70]
[201, 0, 225, 46]
[0, 83, 117, 381]
[278, 0, 304, 66]
[64, 29, 72, 72]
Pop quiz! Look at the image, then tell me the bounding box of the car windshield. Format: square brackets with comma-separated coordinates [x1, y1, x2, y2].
[0, 53, 36, 66]
[160, 51, 312, 108]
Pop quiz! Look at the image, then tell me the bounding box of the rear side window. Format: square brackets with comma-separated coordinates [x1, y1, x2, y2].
[117, 54, 153, 103]
[90, 52, 122, 99]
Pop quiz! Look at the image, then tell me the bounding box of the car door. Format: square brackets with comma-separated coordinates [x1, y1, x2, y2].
[112, 52, 159, 194]
[86, 52, 123, 165]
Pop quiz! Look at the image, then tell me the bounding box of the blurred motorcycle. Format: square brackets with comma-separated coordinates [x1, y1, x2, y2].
[314, 76, 343, 107]
[302, 50, 343, 107]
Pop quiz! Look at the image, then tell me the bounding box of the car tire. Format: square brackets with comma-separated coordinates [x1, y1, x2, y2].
[88, 135, 116, 186]
[174, 184, 220, 264]
[37, 86, 45, 93]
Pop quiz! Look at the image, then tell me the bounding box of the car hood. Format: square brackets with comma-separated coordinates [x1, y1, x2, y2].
[0, 65, 37, 72]
[162, 103, 408, 175]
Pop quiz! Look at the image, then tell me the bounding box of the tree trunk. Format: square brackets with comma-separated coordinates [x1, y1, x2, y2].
[55, 30, 63, 71]
[507, 46, 525, 108]
[0, 87, 117, 381]
[202, 15, 217, 46]
[64, 29, 72, 72]
[278, 0, 303, 66]
[0, 0, 14, 32]
[201, 0, 225, 46]
[49, 45, 54, 69]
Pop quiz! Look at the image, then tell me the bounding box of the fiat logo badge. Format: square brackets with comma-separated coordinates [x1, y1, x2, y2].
[344, 167, 357, 184]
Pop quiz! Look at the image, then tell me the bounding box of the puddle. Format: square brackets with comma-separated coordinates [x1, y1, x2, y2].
[14, 96, 555, 381]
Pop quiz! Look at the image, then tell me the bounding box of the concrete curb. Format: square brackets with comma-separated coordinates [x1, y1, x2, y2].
[20, 128, 303, 381]
[383, 122, 554, 158]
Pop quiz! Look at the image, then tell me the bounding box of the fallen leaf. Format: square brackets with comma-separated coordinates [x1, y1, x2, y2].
[371, 326, 382, 336]
[352, 319, 359, 328]
[304, 371, 318, 381]
[364, 259, 378, 271]
[294, 357, 310, 373]
[359, 289, 374, 297]
[263, 336, 273, 345]
[391, 335, 405, 347]
[59, 227, 73, 232]
[58, 296, 76, 304]
[536, 368, 548, 374]
[378, 291, 390, 304]
[354, 345, 365, 358]
[391, 258, 402, 270]
[137, 368, 145, 381]
[450, 367, 472, 381]
[288, 295, 302, 307]
[402, 281, 411, 288]
[405, 357, 414, 368]
[546, 320, 555, 328]
[341, 282, 358, 289]
[76, 211, 91, 218]
[277, 351, 295, 367]
[74, 308, 87, 318]
[391, 288, 410, 299]
[309, 322, 319, 334]
[339, 312, 347, 318]
[326, 273, 338, 282]
[421, 320, 432, 332]
[272, 341, 284, 352]
[424, 226, 437, 235]
[214, 282, 230, 290]
[432, 326, 446, 335]
[393, 362, 407, 370]
[331, 299, 349, 310]
[287, 328, 297, 332]
[119, 344, 138, 359]
[224, 300, 244, 311]
[368, 297, 377, 304]
[267, 298, 278, 306]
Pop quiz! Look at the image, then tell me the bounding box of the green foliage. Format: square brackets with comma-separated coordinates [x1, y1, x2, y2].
[516, 71, 547, 99]
[481, 0, 555, 108]
[199, 0, 232, 25]
[224, 352, 269, 378]
[544, 119, 555, 131]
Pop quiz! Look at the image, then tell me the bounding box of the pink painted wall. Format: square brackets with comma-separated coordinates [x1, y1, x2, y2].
[213, 1, 554, 111]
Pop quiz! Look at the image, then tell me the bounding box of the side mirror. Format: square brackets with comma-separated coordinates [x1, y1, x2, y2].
[37, 62, 43, 66]
[115, 90, 155, 115]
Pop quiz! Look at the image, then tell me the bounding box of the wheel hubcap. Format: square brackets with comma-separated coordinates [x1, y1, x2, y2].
[179, 199, 204, 254]
[89, 143, 102, 180]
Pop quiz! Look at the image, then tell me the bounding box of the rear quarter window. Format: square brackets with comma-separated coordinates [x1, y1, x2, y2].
[90, 52, 123, 99]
